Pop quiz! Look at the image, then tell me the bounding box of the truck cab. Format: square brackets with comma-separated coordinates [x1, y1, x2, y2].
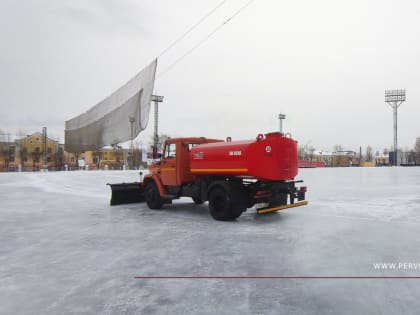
[145, 137, 223, 201]
[160, 137, 222, 186]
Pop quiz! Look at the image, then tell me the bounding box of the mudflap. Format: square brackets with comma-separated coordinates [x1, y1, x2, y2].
[107, 182, 145, 206]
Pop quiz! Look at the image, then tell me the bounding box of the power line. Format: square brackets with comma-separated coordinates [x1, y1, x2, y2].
[156, 0, 256, 79]
[158, 0, 228, 58]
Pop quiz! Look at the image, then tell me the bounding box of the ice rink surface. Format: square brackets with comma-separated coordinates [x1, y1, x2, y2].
[1, 167, 420, 314]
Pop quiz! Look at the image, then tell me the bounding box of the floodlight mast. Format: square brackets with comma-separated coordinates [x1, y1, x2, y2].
[151, 95, 164, 158]
[278, 114, 286, 133]
[385, 89, 406, 166]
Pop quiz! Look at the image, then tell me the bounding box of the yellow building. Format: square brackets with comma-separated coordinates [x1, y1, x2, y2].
[0, 133, 64, 171]
[331, 151, 360, 167]
[97, 148, 124, 170]
[63, 147, 126, 170]
[1, 131, 145, 171]
[16, 133, 64, 171]
[375, 154, 389, 166]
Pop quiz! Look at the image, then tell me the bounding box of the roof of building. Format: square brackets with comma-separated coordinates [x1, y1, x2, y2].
[17, 132, 59, 143]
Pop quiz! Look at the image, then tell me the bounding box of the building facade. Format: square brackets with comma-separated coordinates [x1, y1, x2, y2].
[63, 147, 145, 170]
[1, 132, 149, 172]
[0, 133, 64, 172]
[331, 150, 360, 167]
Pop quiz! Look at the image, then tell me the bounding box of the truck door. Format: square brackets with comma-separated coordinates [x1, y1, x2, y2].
[160, 143, 177, 186]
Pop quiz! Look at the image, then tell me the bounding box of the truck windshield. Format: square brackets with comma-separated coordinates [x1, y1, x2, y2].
[164, 143, 176, 158]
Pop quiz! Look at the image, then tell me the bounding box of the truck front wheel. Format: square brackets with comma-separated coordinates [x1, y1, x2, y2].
[208, 187, 242, 221]
[145, 181, 163, 209]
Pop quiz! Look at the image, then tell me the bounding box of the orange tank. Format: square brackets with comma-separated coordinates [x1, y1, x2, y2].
[190, 132, 298, 181]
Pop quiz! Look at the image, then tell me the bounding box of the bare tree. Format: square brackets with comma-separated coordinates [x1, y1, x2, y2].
[149, 134, 170, 153]
[308, 146, 315, 162]
[1, 143, 9, 171]
[333, 145, 344, 167]
[0, 133, 13, 171]
[20, 147, 28, 171]
[398, 148, 405, 165]
[130, 148, 141, 169]
[333, 144, 343, 153]
[130, 140, 145, 169]
[407, 150, 416, 165]
[112, 145, 124, 170]
[298, 146, 306, 160]
[15, 129, 28, 139]
[54, 146, 64, 170]
[413, 138, 420, 164]
[91, 150, 101, 169]
[365, 146, 373, 162]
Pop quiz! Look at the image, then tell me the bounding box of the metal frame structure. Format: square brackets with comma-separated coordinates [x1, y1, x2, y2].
[385, 89, 406, 166]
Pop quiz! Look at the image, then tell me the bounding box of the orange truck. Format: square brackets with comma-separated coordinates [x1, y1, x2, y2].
[109, 132, 307, 220]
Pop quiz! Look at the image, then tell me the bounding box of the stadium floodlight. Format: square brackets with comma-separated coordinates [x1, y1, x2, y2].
[151, 95, 164, 158]
[278, 114, 286, 133]
[385, 89, 406, 166]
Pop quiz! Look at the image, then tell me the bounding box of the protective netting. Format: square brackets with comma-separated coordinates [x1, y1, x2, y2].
[65, 59, 157, 152]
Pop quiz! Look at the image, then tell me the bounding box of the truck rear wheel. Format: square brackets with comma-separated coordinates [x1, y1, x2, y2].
[145, 181, 163, 209]
[208, 187, 242, 221]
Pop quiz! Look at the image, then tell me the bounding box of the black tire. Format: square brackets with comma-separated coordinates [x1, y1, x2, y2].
[208, 187, 242, 221]
[192, 196, 204, 204]
[145, 181, 163, 209]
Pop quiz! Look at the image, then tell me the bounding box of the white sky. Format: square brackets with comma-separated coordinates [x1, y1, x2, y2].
[1, 0, 419, 153]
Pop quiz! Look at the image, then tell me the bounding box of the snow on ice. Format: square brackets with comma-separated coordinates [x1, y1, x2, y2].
[1, 167, 420, 314]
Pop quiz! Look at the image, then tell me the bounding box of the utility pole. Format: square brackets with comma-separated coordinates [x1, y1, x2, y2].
[385, 89, 406, 166]
[151, 94, 164, 158]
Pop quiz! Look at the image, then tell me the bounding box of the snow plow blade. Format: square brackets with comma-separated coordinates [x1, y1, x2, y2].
[107, 182, 145, 206]
[257, 201, 308, 214]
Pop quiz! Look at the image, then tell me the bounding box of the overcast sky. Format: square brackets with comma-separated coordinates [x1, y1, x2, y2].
[1, 0, 419, 153]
